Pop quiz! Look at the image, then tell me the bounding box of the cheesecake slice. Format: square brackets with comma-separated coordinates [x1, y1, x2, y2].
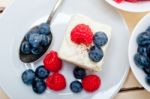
[58, 15, 111, 72]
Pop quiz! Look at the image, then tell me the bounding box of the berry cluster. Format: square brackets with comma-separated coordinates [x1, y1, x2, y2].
[70, 67, 101, 93]
[21, 50, 66, 94]
[71, 24, 108, 62]
[21, 50, 101, 94]
[134, 26, 150, 86]
[44, 51, 66, 91]
[22, 66, 49, 94]
[89, 31, 108, 62]
[21, 23, 52, 55]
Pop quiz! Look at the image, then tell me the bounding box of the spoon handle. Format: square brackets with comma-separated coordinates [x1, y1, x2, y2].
[47, 0, 64, 25]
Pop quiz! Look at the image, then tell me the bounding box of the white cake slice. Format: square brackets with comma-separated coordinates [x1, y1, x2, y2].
[58, 15, 111, 72]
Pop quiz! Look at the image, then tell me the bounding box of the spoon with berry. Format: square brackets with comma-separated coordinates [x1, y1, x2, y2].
[19, 0, 64, 63]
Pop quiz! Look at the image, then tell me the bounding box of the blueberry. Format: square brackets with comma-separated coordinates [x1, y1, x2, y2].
[32, 78, 46, 94]
[146, 26, 150, 33]
[89, 46, 103, 62]
[30, 27, 40, 34]
[70, 81, 82, 93]
[137, 46, 147, 56]
[28, 33, 42, 48]
[146, 75, 150, 86]
[31, 46, 43, 55]
[134, 53, 150, 69]
[26, 27, 40, 40]
[93, 32, 108, 48]
[73, 67, 86, 79]
[40, 35, 50, 46]
[143, 67, 150, 75]
[35, 66, 49, 79]
[146, 45, 150, 59]
[137, 32, 150, 46]
[39, 23, 50, 35]
[21, 41, 31, 54]
[21, 69, 35, 85]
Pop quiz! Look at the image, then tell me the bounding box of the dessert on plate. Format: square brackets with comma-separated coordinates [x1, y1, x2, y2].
[58, 15, 111, 72]
[21, 14, 106, 94]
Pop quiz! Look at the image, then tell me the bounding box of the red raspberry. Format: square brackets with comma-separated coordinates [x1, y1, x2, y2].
[125, 0, 138, 2]
[43, 51, 62, 72]
[71, 24, 93, 46]
[114, 0, 124, 3]
[114, 0, 145, 3]
[46, 73, 66, 91]
[82, 75, 101, 92]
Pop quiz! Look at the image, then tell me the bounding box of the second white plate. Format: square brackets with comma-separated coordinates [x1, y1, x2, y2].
[129, 13, 150, 92]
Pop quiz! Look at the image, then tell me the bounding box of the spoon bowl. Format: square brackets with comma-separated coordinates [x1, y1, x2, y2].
[19, 0, 63, 63]
[19, 26, 52, 63]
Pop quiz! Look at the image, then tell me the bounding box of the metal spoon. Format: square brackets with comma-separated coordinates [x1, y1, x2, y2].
[19, 0, 64, 63]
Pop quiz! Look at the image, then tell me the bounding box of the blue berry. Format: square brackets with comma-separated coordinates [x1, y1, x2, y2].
[146, 75, 150, 86]
[28, 33, 42, 48]
[143, 67, 150, 75]
[21, 69, 35, 85]
[89, 46, 103, 62]
[137, 46, 147, 56]
[146, 45, 150, 59]
[39, 23, 50, 35]
[30, 27, 40, 34]
[134, 53, 150, 69]
[32, 78, 46, 94]
[40, 35, 50, 46]
[73, 67, 86, 79]
[137, 32, 150, 46]
[70, 81, 82, 93]
[35, 66, 49, 79]
[146, 26, 150, 33]
[93, 32, 108, 48]
[26, 27, 40, 40]
[21, 41, 31, 54]
[31, 46, 43, 55]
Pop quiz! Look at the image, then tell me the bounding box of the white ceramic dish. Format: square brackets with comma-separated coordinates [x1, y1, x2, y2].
[105, 0, 150, 12]
[0, 0, 129, 99]
[129, 13, 150, 92]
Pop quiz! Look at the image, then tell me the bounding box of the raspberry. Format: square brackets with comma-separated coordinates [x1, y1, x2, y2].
[126, 0, 138, 2]
[114, 0, 124, 3]
[71, 24, 93, 46]
[46, 73, 66, 91]
[82, 75, 101, 92]
[43, 51, 62, 72]
[114, 0, 146, 3]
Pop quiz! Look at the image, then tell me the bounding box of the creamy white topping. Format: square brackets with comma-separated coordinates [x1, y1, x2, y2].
[58, 15, 111, 72]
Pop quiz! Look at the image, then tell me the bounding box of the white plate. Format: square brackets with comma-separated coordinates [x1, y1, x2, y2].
[105, 0, 150, 12]
[0, 0, 129, 99]
[129, 13, 150, 92]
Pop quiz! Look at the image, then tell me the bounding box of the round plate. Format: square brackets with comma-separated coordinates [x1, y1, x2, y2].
[129, 13, 150, 92]
[0, 0, 129, 99]
[105, 0, 150, 12]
